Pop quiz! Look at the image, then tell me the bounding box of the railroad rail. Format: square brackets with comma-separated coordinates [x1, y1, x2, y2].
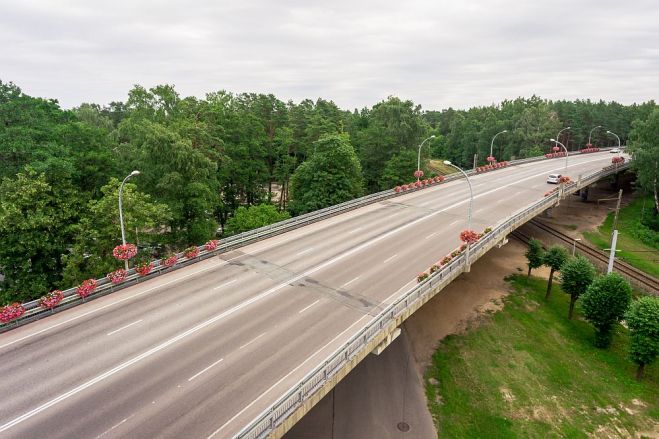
[512, 219, 658, 294]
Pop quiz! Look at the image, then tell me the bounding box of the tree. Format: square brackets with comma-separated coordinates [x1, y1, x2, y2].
[0, 171, 79, 303]
[378, 149, 422, 189]
[542, 245, 569, 299]
[580, 273, 632, 348]
[289, 134, 364, 215]
[224, 204, 290, 236]
[559, 255, 596, 319]
[624, 296, 659, 380]
[525, 238, 544, 277]
[628, 108, 659, 213]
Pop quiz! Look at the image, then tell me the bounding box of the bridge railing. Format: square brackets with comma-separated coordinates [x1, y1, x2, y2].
[234, 160, 630, 439]
[0, 148, 618, 332]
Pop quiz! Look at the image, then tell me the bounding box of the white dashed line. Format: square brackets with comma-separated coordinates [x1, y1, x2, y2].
[297, 248, 314, 256]
[341, 277, 360, 288]
[213, 279, 237, 290]
[298, 300, 320, 314]
[107, 320, 143, 336]
[239, 333, 267, 350]
[188, 358, 224, 382]
[383, 254, 398, 264]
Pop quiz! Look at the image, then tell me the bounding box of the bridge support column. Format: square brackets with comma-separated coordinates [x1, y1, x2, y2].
[580, 186, 589, 202]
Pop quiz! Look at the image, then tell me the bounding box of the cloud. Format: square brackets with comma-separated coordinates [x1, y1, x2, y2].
[1, 0, 657, 110]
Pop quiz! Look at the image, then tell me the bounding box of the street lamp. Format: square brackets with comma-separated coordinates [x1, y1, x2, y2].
[489, 130, 508, 163]
[443, 160, 474, 271]
[119, 170, 140, 270]
[549, 139, 569, 175]
[606, 130, 621, 153]
[556, 126, 571, 150]
[588, 125, 602, 146]
[416, 135, 436, 181]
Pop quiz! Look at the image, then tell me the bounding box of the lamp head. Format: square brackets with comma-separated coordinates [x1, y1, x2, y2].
[566, 126, 571, 130]
[430, 135, 436, 138]
[550, 138, 556, 142]
[606, 130, 611, 134]
[130, 170, 140, 176]
[502, 129, 508, 133]
[443, 160, 452, 166]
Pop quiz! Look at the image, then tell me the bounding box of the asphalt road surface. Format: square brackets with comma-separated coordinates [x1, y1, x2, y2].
[0, 152, 624, 438]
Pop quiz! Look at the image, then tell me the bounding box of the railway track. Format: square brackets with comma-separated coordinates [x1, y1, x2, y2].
[512, 219, 658, 294]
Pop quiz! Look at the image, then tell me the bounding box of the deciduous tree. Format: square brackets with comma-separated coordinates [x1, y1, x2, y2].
[580, 273, 632, 348]
[559, 255, 596, 319]
[624, 296, 659, 380]
[542, 245, 569, 299]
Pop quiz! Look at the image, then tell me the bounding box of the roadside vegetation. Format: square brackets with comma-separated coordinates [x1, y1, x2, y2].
[584, 195, 659, 278]
[426, 275, 658, 438]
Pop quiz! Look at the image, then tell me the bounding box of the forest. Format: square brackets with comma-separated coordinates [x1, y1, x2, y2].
[0, 79, 656, 304]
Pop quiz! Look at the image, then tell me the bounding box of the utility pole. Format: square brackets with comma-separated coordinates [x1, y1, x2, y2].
[473, 153, 478, 170]
[607, 230, 619, 274]
[611, 189, 623, 245]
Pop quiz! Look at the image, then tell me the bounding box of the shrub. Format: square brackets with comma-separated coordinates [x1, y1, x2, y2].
[580, 273, 632, 348]
[525, 238, 544, 277]
[560, 256, 596, 319]
[624, 296, 659, 380]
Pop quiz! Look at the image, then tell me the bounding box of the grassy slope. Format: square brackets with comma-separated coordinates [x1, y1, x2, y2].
[426, 275, 658, 438]
[583, 195, 659, 278]
[427, 160, 456, 176]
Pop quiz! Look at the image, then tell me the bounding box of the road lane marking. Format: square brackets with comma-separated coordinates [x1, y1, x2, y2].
[208, 314, 372, 438]
[296, 248, 314, 256]
[0, 257, 234, 351]
[298, 300, 320, 314]
[425, 232, 437, 239]
[96, 416, 133, 438]
[347, 227, 362, 235]
[0, 155, 614, 433]
[341, 277, 360, 288]
[107, 320, 143, 336]
[449, 220, 460, 226]
[213, 279, 237, 290]
[383, 254, 397, 264]
[239, 333, 267, 350]
[188, 358, 224, 382]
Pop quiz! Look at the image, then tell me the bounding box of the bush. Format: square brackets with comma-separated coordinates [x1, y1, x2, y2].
[560, 256, 596, 319]
[625, 296, 659, 380]
[580, 273, 632, 348]
[525, 238, 544, 277]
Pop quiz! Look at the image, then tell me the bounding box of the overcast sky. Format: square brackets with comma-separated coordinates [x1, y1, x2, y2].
[2, 0, 657, 111]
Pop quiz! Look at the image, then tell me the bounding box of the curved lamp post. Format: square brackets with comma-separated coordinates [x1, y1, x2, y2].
[119, 170, 140, 270]
[443, 160, 474, 272]
[488, 130, 508, 163]
[606, 130, 621, 154]
[556, 126, 571, 150]
[549, 139, 569, 174]
[416, 135, 436, 181]
[588, 125, 602, 146]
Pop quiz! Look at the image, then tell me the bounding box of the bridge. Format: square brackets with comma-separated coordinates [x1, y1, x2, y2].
[0, 151, 630, 438]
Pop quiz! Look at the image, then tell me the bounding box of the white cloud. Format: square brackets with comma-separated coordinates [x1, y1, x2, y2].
[1, 0, 657, 110]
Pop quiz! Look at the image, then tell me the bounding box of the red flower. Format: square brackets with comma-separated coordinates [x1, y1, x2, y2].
[414, 170, 424, 178]
[459, 229, 479, 244]
[39, 290, 64, 309]
[184, 246, 200, 259]
[394, 186, 402, 193]
[163, 254, 178, 267]
[136, 262, 154, 276]
[487, 156, 496, 162]
[417, 272, 429, 283]
[558, 176, 572, 184]
[112, 244, 138, 261]
[204, 240, 219, 251]
[77, 279, 98, 298]
[429, 264, 440, 274]
[106, 269, 127, 285]
[440, 256, 452, 265]
[401, 184, 409, 191]
[1, 303, 26, 323]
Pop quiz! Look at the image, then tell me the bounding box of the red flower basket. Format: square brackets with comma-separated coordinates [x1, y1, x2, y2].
[136, 262, 154, 276]
[77, 279, 98, 298]
[487, 156, 496, 162]
[401, 184, 409, 191]
[163, 254, 178, 268]
[414, 170, 424, 179]
[558, 176, 572, 184]
[205, 240, 219, 251]
[39, 290, 64, 309]
[611, 156, 624, 164]
[394, 186, 402, 193]
[417, 272, 429, 283]
[429, 264, 440, 274]
[1, 303, 26, 324]
[184, 247, 200, 259]
[112, 243, 138, 261]
[107, 269, 127, 285]
[459, 229, 479, 244]
[441, 256, 452, 265]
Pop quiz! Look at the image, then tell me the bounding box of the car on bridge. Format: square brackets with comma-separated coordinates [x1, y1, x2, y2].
[610, 148, 621, 153]
[546, 173, 561, 184]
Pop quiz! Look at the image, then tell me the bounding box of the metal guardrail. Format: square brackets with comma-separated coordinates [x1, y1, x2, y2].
[234, 160, 630, 439]
[0, 148, 618, 332]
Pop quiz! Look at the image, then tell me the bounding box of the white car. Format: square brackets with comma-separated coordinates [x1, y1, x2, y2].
[547, 173, 561, 184]
[610, 148, 621, 153]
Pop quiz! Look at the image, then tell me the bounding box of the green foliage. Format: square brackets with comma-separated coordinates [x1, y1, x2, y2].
[625, 296, 659, 379]
[581, 273, 633, 348]
[61, 179, 172, 286]
[628, 108, 659, 212]
[289, 134, 364, 215]
[542, 244, 569, 299]
[524, 238, 544, 277]
[378, 149, 421, 189]
[224, 204, 290, 236]
[0, 171, 79, 303]
[560, 255, 596, 319]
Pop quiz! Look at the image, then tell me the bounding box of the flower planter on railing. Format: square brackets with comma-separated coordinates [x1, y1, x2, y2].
[39, 290, 64, 309]
[476, 161, 509, 173]
[136, 262, 154, 277]
[184, 247, 200, 259]
[394, 173, 447, 193]
[580, 146, 600, 153]
[77, 279, 98, 299]
[611, 156, 625, 164]
[163, 254, 178, 268]
[107, 269, 127, 285]
[0, 303, 25, 323]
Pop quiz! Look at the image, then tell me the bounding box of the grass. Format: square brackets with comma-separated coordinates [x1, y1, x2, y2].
[426, 275, 658, 438]
[583, 195, 659, 278]
[427, 159, 457, 176]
